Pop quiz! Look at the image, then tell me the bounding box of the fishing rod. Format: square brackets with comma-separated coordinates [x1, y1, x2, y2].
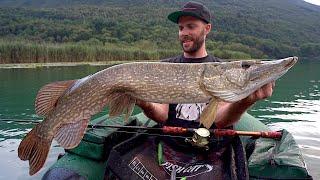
[0, 118, 282, 139]
[90, 124, 282, 139]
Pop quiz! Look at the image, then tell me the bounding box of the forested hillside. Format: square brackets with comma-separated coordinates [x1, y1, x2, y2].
[0, 0, 319, 63]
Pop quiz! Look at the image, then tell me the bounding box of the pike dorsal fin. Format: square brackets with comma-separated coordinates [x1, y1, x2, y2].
[35, 80, 76, 117]
[107, 91, 136, 123]
[200, 98, 219, 129]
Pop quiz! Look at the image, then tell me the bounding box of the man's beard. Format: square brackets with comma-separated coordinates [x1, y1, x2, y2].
[179, 30, 205, 53]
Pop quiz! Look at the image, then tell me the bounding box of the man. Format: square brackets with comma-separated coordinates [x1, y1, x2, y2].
[137, 1, 274, 129]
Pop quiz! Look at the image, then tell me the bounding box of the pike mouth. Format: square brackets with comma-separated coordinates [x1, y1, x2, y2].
[211, 57, 298, 103]
[283, 56, 298, 69]
[249, 57, 297, 81]
[240, 57, 297, 102]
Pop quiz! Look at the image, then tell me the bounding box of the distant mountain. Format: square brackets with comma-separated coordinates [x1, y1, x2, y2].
[0, 0, 319, 58]
[212, 0, 320, 43]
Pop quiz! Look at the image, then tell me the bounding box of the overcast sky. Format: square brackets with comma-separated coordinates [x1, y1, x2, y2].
[304, 0, 320, 5]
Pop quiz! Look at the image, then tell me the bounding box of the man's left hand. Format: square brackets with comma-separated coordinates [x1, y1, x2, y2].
[212, 81, 275, 128]
[239, 81, 275, 108]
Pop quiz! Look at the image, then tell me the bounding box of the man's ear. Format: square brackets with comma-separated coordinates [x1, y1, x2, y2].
[204, 23, 211, 35]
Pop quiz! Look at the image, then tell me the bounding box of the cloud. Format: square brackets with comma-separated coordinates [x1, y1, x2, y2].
[304, 0, 320, 6]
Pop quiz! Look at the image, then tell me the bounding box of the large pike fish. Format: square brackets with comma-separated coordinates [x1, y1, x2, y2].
[18, 56, 297, 175]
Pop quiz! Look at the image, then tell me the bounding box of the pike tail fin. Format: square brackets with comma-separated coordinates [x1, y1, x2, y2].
[200, 98, 219, 129]
[18, 127, 52, 175]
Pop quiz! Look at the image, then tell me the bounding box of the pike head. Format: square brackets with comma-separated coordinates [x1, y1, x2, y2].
[202, 57, 298, 102]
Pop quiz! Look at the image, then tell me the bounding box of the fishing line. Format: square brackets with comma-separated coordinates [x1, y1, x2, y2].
[0, 118, 282, 139]
[0, 118, 188, 138]
[103, 129, 190, 139]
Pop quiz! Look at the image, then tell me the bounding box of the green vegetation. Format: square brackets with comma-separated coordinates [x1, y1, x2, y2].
[0, 0, 319, 63]
[0, 41, 180, 63]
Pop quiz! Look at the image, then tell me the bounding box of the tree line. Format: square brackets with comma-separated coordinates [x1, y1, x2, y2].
[0, 2, 319, 63]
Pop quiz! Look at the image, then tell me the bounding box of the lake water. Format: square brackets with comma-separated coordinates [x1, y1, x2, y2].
[0, 59, 319, 179]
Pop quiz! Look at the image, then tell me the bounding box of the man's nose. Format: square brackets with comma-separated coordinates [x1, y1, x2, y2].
[179, 29, 189, 36]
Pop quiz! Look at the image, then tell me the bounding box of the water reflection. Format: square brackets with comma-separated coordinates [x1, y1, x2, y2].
[249, 68, 320, 177]
[0, 139, 64, 180]
[259, 100, 320, 120]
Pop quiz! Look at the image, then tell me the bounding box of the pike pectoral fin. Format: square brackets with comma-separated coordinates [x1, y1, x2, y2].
[54, 118, 90, 149]
[200, 98, 219, 129]
[123, 100, 135, 123]
[107, 92, 136, 123]
[35, 80, 76, 116]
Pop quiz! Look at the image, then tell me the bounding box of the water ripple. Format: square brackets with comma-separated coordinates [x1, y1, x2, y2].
[0, 139, 64, 179]
[0, 128, 31, 138]
[255, 99, 320, 122]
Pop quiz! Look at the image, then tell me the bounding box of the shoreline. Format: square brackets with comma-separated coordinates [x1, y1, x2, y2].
[0, 58, 292, 69]
[0, 60, 159, 69]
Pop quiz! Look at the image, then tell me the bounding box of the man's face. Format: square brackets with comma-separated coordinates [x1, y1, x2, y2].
[178, 16, 211, 53]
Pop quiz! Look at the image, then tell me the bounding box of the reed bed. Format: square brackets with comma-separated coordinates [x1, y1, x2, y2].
[0, 41, 180, 64]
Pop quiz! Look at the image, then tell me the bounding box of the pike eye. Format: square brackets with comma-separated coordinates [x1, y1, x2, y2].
[241, 62, 251, 69]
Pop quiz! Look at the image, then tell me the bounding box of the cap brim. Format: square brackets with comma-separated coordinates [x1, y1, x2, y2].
[168, 11, 203, 24]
